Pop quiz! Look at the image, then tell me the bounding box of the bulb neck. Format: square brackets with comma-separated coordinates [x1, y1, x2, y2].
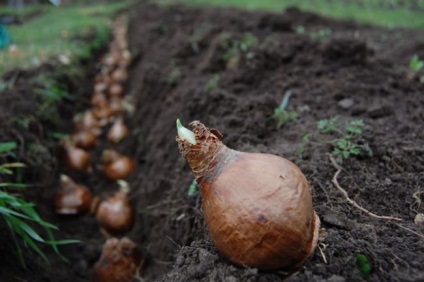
[192, 142, 236, 183]
[177, 121, 237, 184]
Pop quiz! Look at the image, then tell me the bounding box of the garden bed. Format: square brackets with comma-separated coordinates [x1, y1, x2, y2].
[1, 3, 423, 281]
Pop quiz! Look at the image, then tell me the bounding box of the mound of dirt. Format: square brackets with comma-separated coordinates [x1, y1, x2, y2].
[126, 4, 424, 281]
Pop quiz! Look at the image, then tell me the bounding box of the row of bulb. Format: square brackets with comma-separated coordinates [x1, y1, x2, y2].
[54, 15, 143, 282]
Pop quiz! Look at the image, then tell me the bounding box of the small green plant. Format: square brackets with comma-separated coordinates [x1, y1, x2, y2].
[409, 55, 424, 72]
[409, 55, 424, 83]
[356, 254, 371, 277]
[295, 25, 306, 34]
[0, 142, 78, 267]
[187, 179, 198, 197]
[317, 118, 372, 163]
[166, 60, 181, 85]
[273, 90, 298, 128]
[310, 28, 332, 41]
[317, 117, 338, 133]
[221, 32, 258, 63]
[297, 133, 311, 159]
[0, 80, 7, 92]
[205, 74, 220, 91]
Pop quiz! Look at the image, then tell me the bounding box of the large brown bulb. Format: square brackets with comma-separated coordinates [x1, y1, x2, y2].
[177, 121, 320, 271]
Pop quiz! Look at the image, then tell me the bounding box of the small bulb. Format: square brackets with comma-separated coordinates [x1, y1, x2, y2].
[96, 181, 133, 234]
[93, 237, 143, 282]
[55, 174, 92, 215]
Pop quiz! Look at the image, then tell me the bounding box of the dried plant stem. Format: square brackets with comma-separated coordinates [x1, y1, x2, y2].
[394, 223, 424, 239]
[318, 243, 328, 264]
[327, 153, 402, 221]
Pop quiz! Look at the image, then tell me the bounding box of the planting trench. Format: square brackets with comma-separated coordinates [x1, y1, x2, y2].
[1, 3, 424, 282]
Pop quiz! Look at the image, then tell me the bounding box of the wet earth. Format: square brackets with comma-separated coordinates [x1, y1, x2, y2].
[0, 3, 423, 282]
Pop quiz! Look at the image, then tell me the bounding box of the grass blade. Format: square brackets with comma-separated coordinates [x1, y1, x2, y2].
[0, 142, 17, 153]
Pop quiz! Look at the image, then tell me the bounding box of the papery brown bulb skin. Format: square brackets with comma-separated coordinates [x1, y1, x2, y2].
[109, 97, 124, 115]
[92, 105, 114, 119]
[55, 175, 92, 215]
[93, 237, 143, 282]
[102, 150, 134, 180]
[94, 81, 108, 93]
[111, 68, 128, 83]
[177, 121, 320, 271]
[107, 117, 129, 143]
[96, 190, 133, 234]
[74, 110, 100, 132]
[103, 55, 118, 67]
[71, 131, 97, 150]
[91, 92, 108, 107]
[109, 83, 124, 97]
[62, 144, 91, 172]
[202, 151, 319, 270]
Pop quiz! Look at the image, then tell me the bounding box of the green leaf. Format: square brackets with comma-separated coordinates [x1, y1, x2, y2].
[18, 220, 45, 243]
[0, 163, 25, 175]
[317, 119, 328, 131]
[50, 132, 68, 140]
[356, 254, 371, 276]
[0, 142, 17, 154]
[46, 239, 80, 246]
[317, 117, 337, 133]
[346, 120, 364, 135]
[0, 206, 31, 220]
[410, 55, 424, 72]
[188, 179, 198, 197]
[0, 183, 30, 188]
[363, 143, 373, 157]
[342, 150, 350, 159]
[346, 126, 362, 135]
[350, 119, 364, 127]
[350, 146, 361, 155]
[297, 133, 311, 159]
[336, 139, 348, 149]
[21, 231, 48, 262]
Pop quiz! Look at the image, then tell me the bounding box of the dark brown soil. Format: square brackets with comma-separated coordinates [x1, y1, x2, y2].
[1, 3, 424, 282]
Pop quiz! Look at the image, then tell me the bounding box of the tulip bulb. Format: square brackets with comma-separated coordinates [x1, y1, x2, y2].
[107, 117, 129, 143]
[92, 105, 114, 120]
[55, 174, 92, 215]
[111, 68, 128, 83]
[70, 130, 97, 150]
[94, 81, 108, 93]
[93, 237, 143, 282]
[108, 97, 124, 115]
[96, 180, 134, 234]
[176, 120, 320, 271]
[74, 110, 100, 132]
[102, 150, 134, 180]
[62, 141, 91, 172]
[91, 92, 108, 107]
[109, 83, 124, 97]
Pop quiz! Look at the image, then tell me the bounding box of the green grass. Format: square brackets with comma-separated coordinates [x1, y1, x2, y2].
[156, 0, 424, 29]
[0, 142, 79, 267]
[0, 2, 128, 75]
[0, 4, 47, 18]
